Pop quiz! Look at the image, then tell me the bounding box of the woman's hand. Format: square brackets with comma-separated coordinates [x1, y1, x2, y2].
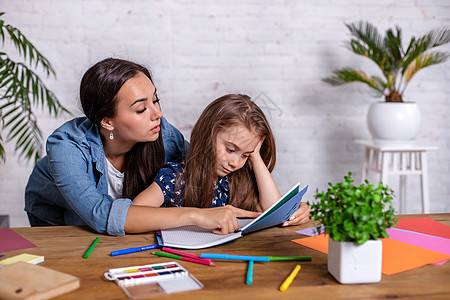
[193, 205, 261, 235]
[282, 202, 311, 226]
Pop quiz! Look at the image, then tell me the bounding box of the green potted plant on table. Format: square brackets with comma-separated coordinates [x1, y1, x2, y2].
[322, 21, 450, 141]
[308, 172, 397, 284]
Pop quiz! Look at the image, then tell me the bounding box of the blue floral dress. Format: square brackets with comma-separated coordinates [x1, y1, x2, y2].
[153, 162, 229, 207]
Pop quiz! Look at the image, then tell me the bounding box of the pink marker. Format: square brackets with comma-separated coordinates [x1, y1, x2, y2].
[162, 247, 213, 263]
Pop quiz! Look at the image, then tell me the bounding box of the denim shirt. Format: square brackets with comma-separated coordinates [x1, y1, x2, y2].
[24, 116, 188, 236]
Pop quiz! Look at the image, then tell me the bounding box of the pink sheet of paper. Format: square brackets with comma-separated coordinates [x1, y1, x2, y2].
[0, 228, 36, 252]
[292, 234, 450, 275]
[394, 217, 450, 239]
[387, 228, 450, 265]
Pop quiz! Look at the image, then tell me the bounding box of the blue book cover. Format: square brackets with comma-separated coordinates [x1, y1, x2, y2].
[242, 185, 308, 235]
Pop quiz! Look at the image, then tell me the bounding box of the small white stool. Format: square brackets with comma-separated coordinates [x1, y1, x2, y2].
[354, 140, 438, 214]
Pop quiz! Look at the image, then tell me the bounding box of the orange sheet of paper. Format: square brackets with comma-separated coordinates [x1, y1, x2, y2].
[292, 234, 450, 275]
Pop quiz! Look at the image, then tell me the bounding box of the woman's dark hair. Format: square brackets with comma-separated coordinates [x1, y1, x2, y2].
[182, 94, 276, 210]
[80, 58, 164, 199]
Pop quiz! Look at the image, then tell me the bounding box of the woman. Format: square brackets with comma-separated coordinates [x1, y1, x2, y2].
[25, 58, 259, 236]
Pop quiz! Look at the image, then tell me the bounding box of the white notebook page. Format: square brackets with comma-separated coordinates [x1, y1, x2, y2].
[161, 219, 253, 249]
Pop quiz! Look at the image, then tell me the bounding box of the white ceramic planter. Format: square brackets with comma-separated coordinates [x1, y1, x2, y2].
[367, 102, 421, 141]
[328, 237, 382, 284]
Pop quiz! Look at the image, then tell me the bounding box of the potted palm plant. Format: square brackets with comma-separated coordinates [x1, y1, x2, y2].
[0, 12, 70, 163]
[322, 21, 450, 141]
[308, 172, 397, 284]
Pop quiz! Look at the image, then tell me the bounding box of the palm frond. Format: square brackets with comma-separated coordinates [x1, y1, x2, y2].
[322, 68, 385, 96]
[428, 27, 450, 47]
[0, 134, 4, 161]
[383, 26, 403, 74]
[1, 55, 68, 114]
[0, 53, 69, 162]
[0, 100, 43, 161]
[372, 76, 387, 90]
[402, 27, 450, 75]
[0, 18, 55, 77]
[345, 21, 393, 76]
[385, 73, 397, 92]
[402, 51, 450, 92]
[0, 12, 72, 162]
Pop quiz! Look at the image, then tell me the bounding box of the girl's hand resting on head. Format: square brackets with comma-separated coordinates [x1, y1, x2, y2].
[282, 202, 311, 227]
[249, 137, 265, 163]
[193, 205, 261, 235]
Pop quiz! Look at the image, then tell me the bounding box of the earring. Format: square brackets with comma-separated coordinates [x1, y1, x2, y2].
[109, 131, 114, 140]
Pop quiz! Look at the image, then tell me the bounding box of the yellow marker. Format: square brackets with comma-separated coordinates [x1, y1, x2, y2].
[279, 265, 301, 292]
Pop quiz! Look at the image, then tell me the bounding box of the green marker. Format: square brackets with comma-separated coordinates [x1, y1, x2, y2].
[268, 256, 312, 262]
[153, 251, 180, 259]
[83, 237, 100, 259]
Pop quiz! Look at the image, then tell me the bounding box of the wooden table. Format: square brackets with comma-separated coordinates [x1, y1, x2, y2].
[9, 213, 450, 299]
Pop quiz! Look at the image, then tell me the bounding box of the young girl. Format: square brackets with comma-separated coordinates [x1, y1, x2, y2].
[134, 94, 310, 231]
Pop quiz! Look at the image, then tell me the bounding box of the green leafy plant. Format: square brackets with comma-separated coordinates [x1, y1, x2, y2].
[322, 21, 450, 102]
[0, 12, 70, 163]
[308, 172, 397, 245]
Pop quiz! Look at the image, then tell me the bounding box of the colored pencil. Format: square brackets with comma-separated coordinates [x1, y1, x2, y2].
[110, 244, 159, 256]
[246, 260, 254, 285]
[83, 237, 100, 259]
[269, 256, 312, 261]
[200, 253, 270, 262]
[152, 251, 216, 266]
[161, 247, 212, 263]
[279, 265, 301, 292]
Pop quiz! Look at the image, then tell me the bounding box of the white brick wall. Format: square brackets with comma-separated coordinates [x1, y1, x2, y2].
[1, 0, 449, 227]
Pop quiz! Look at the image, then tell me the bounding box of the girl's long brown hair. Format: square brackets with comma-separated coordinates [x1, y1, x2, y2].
[182, 94, 276, 210]
[80, 58, 164, 199]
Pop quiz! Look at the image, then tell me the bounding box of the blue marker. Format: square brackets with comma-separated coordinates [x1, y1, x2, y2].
[246, 260, 254, 285]
[200, 253, 270, 262]
[110, 244, 159, 256]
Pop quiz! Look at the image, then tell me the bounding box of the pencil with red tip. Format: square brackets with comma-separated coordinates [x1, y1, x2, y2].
[152, 251, 216, 266]
[161, 247, 212, 263]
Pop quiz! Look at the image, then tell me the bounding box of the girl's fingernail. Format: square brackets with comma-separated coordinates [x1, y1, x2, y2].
[290, 215, 295, 221]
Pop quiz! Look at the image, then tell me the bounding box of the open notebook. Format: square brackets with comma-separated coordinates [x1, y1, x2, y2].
[157, 183, 308, 249]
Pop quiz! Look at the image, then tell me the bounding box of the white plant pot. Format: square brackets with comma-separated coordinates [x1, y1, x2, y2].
[367, 102, 421, 142]
[328, 237, 382, 284]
